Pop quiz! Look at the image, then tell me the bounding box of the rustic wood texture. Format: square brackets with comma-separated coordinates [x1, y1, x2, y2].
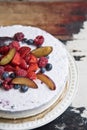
[0, 1, 87, 41]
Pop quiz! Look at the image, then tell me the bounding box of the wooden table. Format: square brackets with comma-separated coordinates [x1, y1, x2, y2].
[0, 1, 87, 130]
[0, 1, 87, 41]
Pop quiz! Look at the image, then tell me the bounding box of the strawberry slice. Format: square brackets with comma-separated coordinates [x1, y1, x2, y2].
[19, 59, 28, 70]
[28, 63, 38, 72]
[19, 46, 31, 58]
[27, 71, 36, 80]
[28, 54, 37, 64]
[11, 52, 21, 65]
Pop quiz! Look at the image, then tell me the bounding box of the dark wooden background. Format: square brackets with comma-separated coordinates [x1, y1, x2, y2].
[0, 1, 87, 42]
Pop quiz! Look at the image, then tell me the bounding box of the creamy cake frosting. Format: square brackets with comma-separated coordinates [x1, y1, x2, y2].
[0, 25, 69, 119]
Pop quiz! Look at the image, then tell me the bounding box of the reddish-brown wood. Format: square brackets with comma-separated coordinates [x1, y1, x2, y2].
[0, 1, 87, 41]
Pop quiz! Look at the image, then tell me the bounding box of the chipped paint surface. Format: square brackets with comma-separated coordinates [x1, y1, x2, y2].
[35, 21, 87, 130]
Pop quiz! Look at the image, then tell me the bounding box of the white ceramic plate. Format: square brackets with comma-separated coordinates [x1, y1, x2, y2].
[0, 51, 78, 130]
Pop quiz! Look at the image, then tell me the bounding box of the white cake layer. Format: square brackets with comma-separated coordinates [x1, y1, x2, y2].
[0, 25, 69, 118]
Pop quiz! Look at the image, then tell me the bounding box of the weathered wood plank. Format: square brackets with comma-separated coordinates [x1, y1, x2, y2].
[0, 1, 87, 41]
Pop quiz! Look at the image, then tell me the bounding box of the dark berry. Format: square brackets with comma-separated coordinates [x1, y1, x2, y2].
[22, 38, 28, 43]
[45, 63, 52, 71]
[26, 39, 34, 45]
[2, 72, 9, 79]
[40, 67, 46, 73]
[38, 57, 48, 68]
[34, 35, 44, 46]
[3, 82, 12, 90]
[14, 32, 24, 41]
[14, 84, 21, 89]
[9, 73, 16, 78]
[21, 85, 29, 92]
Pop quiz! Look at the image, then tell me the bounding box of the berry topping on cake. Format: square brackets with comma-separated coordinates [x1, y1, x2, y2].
[46, 63, 52, 71]
[34, 35, 44, 46]
[9, 41, 20, 51]
[21, 85, 29, 92]
[38, 57, 48, 68]
[19, 46, 31, 58]
[14, 84, 21, 89]
[0, 32, 54, 92]
[16, 68, 27, 77]
[11, 52, 21, 65]
[2, 72, 9, 79]
[14, 32, 24, 41]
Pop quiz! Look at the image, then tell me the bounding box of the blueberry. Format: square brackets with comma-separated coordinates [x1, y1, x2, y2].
[22, 38, 28, 43]
[9, 73, 16, 78]
[45, 63, 52, 71]
[14, 84, 21, 89]
[40, 67, 46, 73]
[2, 72, 9, 79]
[26, 39, 34, 45]
[21, 85, 29, 92]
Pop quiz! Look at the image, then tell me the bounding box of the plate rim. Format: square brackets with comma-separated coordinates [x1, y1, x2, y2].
[0, 51, 78, 130]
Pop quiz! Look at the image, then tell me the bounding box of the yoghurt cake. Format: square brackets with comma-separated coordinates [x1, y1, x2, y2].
[0, 25, 69, 119]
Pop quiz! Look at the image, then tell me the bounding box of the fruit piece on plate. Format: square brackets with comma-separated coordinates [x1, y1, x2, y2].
[12, 77, 38, 88]
[0, 46, 9, 55]
[27, 71, 37, 80]
[0, 48, 16, 65]
[28, 54, 37, 64]
[11, 52, 21, 65]
[31, 46, 53, 58]
[36, 73, 56, 90]
[34, 35, 44, 46]
[19, 46, 31, 58]
[27, 63, 38, 72]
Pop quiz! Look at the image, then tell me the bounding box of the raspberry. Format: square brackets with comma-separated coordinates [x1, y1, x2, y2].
[4, 78, 12, 84]
[16, 68, 27, 77]
[0, 46, 9, 55]
[0, 66, 4, 75]
[3, 83, 13, 90]
[3, 78, 13, 90]
[27, 71, 36, 80]
[9, 41, 20, 50]
[34, 35, 44, 46]
[38, 57, 48, 68]
[14, 32, 24, 41]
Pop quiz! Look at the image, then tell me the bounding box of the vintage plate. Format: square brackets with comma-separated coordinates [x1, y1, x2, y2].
[0, 51, 78, 130]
